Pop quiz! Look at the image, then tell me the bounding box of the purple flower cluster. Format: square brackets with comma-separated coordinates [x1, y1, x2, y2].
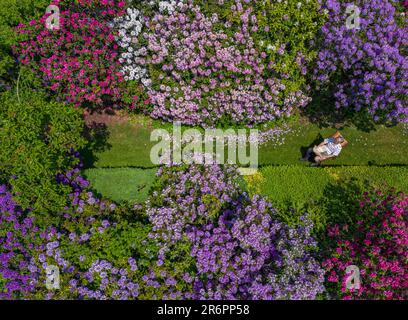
[69, 258, 140, 300]
[144, 164, 325, 300]
[141, 2, 309, 126]
[146, 164, 240, 242]
[189, 197, 325, 300]
[314, 0, 408, 123]
[0, 185, 56, 299]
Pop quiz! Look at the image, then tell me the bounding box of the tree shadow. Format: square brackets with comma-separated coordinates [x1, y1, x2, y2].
[303, 90, 377, 133]
[81, 121, 111, 168]
[319, 179, 367, 226]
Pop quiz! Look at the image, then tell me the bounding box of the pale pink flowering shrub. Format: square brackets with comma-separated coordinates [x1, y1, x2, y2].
[323, 190, 408, 300]
[16, 0, 128, 108]
[141, 2, 310, 126]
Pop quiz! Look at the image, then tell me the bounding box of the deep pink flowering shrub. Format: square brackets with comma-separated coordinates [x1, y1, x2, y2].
[16, 0, 127, 108]
[314, 0, 408, 123]
[140, 2, 310, 126]
[323, 190, 408, 300]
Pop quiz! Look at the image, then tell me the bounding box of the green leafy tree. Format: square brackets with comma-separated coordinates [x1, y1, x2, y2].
[0, 89, 86, 214]
[0, 0, 49, 88]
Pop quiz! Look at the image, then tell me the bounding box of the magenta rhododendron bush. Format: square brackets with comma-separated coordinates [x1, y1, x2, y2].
[16, 0, 127, 108]
[323, 190, 408, 300]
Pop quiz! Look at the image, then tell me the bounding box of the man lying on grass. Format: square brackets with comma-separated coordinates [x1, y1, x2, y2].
[300, 131, 349, 166]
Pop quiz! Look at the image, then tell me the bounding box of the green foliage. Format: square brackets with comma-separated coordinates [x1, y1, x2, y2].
[0, 0, 49, 87]
[0, 89, 86, 213]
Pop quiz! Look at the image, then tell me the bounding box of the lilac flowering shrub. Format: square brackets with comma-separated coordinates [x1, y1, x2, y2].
[189, 197, 325, 300]
[146, 164, 240, 242]
[0, 185, 45, 299]
[314, 0, 408, 123]
[142, 164, 325, 300]
[1, 162, 325, 300]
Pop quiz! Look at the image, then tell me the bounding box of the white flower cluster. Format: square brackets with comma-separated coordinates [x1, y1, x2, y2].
[113, 8, 151, 86]
[113, 2, 184, 86]
[148, 0, 185, 14]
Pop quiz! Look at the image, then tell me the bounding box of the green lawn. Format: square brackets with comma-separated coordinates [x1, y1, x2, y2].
[87, 123, 157, 168]
[83, 168, 157, 203]
[248, 165, 408, 212]
[83, 119, 408, 168]
[259, 123, 408, 166]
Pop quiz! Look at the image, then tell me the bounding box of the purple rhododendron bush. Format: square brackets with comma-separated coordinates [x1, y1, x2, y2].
[314, 0, 408, 123]
[0, 163, 325, 300]
[144, 164, 325, 299]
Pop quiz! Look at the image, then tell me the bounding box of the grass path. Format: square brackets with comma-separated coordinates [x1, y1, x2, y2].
[81, 116, 408, 203]
[84, 119, 408, 168]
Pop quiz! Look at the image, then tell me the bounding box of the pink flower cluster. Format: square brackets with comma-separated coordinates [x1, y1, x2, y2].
[323, 190, 408, 300]
[16, 0, 127, 108]
[142, 2, 309, 126]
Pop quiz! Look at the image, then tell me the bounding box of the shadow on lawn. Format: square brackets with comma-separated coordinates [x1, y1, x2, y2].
[299, 133, 324, 162]
[312, 179, 370, 243]
[303, 90, 377, 133]
[81, 122, 111, 168]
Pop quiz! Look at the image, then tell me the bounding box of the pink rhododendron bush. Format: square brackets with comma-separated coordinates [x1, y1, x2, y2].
[323, 190, 408, 300]
[123, 0, 319, 126]
[140, 2, 310, 126]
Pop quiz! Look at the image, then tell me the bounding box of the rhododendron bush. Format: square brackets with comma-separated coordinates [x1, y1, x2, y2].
[314, 0, 408, 123]
[142, 164, 325, 300]
[16, 0, 128, 108]
[0, 163, 326, 300]
[116, 0, 318, 126]
[323, 190, 408, 300]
